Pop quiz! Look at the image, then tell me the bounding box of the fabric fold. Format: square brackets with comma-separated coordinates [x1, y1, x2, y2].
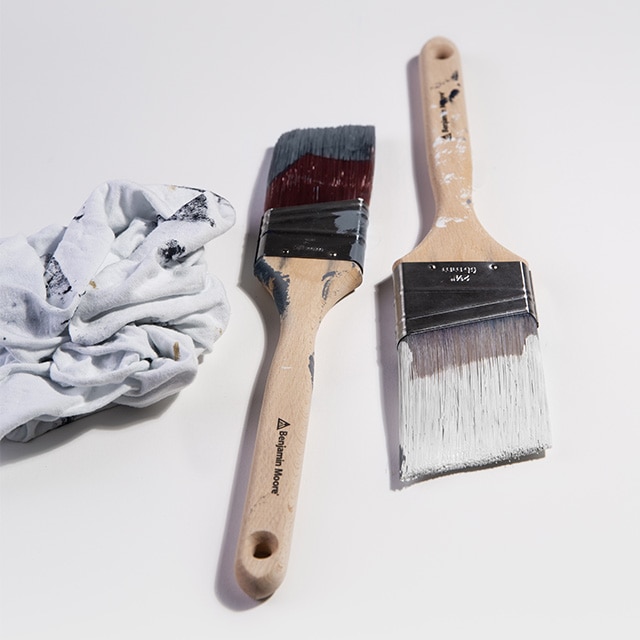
[0, 180, 235, 442]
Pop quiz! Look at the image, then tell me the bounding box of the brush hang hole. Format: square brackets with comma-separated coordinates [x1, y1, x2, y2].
[250, 531, 278, 559]
[490, 264, 499, 270]
[253, 543, 272, 559]
[434, 43, 455, 60]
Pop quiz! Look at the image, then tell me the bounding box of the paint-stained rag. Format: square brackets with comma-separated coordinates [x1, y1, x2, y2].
[0, 181, 235, 442]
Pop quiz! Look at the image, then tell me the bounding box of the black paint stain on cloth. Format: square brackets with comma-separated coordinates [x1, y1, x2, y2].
[44, 255, 72, 301]
[160, 239, 186, 262]
[164, 193, 214, 227]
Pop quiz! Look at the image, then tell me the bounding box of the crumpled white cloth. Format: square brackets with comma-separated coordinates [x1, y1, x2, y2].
[0, 180, 235, 442]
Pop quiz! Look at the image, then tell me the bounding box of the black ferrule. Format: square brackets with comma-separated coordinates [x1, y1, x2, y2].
[255, 199, 369, 271]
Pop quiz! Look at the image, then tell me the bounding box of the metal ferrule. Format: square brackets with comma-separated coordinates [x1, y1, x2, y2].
[255, 198, 369, 272]
[393, 261, 539, 343]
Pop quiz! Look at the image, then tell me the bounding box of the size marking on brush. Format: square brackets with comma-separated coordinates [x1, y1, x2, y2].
[440, 264, 477, 274]
[271, 418, 291, 495]
[439, 264, 478, 282]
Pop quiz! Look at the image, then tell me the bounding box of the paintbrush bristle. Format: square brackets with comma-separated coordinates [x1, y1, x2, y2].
[398, 314, 550, 482]
[265, 125, 375, 210]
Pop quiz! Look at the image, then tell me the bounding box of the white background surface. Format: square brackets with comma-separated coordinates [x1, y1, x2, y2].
[1, 0, 639, 638]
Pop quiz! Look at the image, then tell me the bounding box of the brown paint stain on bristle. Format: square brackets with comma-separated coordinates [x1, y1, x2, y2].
[264, 154, 374, 210]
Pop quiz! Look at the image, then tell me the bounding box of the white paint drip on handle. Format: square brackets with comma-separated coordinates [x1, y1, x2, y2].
[435, 216, 467, 228]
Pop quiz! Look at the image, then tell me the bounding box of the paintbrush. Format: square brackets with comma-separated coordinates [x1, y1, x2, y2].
[235, 125, 375, 599]
[393, 37, 550, 482]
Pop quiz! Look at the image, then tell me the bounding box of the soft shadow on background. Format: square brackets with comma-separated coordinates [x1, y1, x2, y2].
[214, 148, 275, 610]
[0, 398, 177, 465]
[375, 56, 437, 491]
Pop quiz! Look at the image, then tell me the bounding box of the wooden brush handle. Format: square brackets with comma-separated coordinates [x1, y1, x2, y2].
[407, 36, 520, 262]
[420, 37, 474, 218]
[235, 257, 362, 600]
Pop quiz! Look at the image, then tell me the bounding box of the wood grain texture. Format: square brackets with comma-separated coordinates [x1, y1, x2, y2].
[235, 256, 362, 600]
[399, 36, 522, 263]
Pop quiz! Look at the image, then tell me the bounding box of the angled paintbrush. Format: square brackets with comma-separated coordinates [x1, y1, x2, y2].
[235, 125, 375, 599]
[394, 37, 550, 482]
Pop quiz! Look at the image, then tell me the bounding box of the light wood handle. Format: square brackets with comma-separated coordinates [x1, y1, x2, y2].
[403, 36, 520, 262]
[420, 37, 474, 221]
[235, 256, 362, 600]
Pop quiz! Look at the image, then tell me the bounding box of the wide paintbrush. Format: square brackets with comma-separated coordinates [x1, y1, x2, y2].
[394, 37, 550, 482]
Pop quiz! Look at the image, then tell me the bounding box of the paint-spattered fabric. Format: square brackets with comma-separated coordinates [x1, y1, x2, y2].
[0, 181, 235, 442]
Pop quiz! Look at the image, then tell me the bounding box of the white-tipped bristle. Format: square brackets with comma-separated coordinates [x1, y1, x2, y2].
[398, 315, 550, 482]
